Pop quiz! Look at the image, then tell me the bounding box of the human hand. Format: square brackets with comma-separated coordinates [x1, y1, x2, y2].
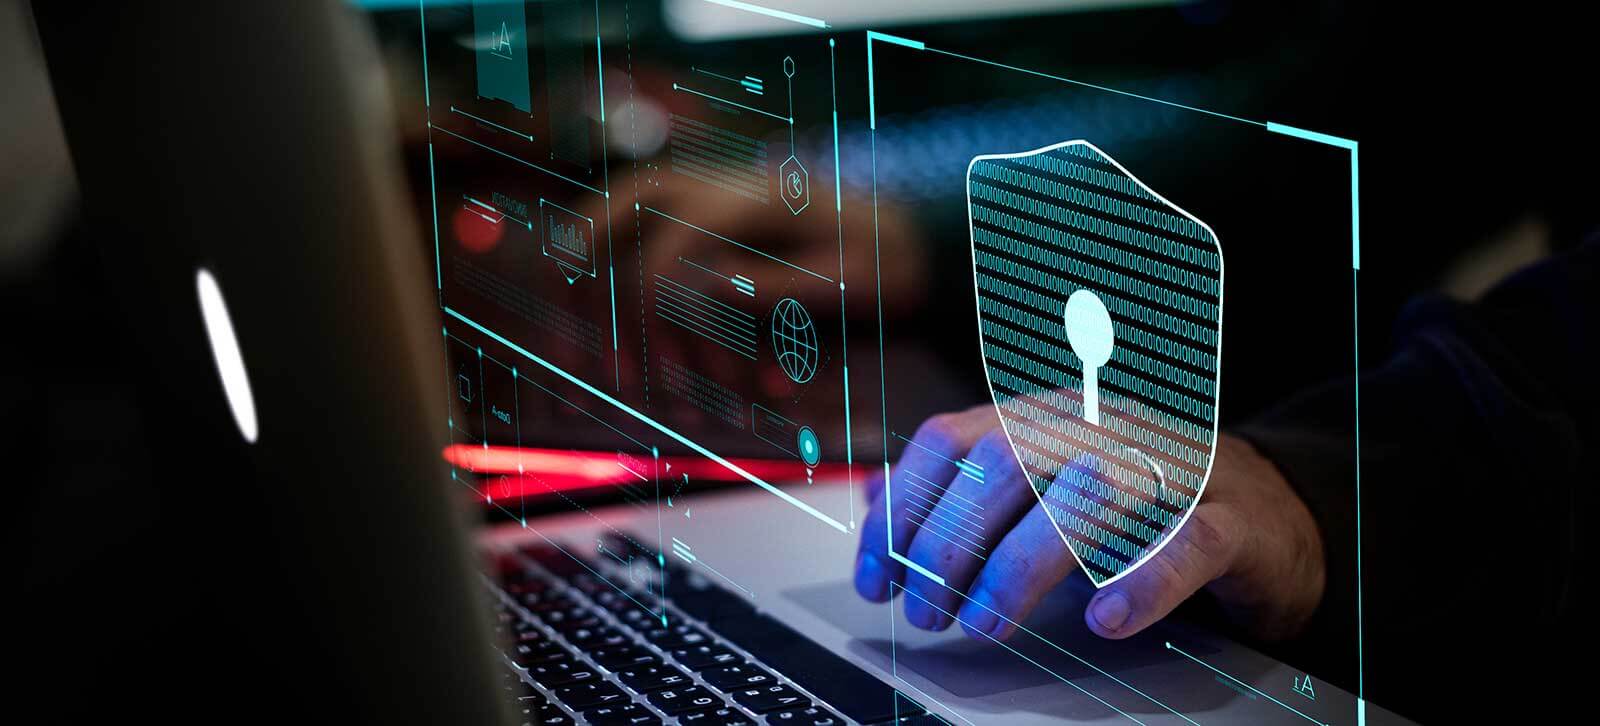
[853, 401, 1325, 642]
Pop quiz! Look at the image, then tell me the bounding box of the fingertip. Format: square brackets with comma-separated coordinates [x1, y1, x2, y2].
[854, 551, 891, 602]
[956, 590, 1001, 640]
[1086, 590, 1133, 639]
[904, 594, 951, 632]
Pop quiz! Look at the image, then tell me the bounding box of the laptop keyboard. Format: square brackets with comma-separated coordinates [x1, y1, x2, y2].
[490, 538, 934, 725]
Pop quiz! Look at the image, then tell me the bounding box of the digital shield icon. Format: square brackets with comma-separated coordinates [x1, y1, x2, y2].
[966, 140, 1223, 588]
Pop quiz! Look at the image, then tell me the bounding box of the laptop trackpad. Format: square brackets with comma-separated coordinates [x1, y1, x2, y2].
[782, 578, 1196, 699]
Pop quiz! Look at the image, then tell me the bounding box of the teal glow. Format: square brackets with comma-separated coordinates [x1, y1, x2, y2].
[641, 205, 832, 282]
[1062, 289, 1114, 425]
[863, 27, 1363, 722]
[426, 142, 441, 290]
[418, 0, 430, 108]
[471, 0, 531, 113]
[442, 306, 849, 533]
[1265, 121, 1357, 149]
[672, 83, 791, 124]
[896, 583, 1158, 724]
[1166, 642, 1330, 725]
[866, 30, 924, 51]
[449, 106, 533, 141]
[431, 124, 606, 197]
[828, 35, 856, 525]
[967, 140, 1222, 586]
[770, 298, 819, 384]
[700, 0, 829, 29]
[797, 426, 821, 467]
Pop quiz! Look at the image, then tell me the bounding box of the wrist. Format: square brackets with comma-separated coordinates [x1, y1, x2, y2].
[1209, 436, 1327, 641]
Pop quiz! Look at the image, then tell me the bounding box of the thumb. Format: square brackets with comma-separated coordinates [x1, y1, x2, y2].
[1084, 505, 1240, 639]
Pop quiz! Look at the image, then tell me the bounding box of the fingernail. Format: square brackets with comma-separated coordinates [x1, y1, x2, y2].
[957, 591, 999, 638]
[855, 552, 888, 602]
[1090, 591, 1131, 633]
[904, 596, 949, 631]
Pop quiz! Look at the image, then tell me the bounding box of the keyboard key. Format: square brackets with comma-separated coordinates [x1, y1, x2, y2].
[526, 657, 598, 687]
[516, 590, 567, 610]
[592, 589, 635, 613]
[679, 706, 755, 725]
[767, 705, 844, 725]
[642, 623, 712, 649]
[589, 644, 659, 670]
[647, 686, 723, 715]
[583, 702, 662, 726]
[514, 689, 547, 708]
[498, 670, 542, 702]
[714, 614, 918, 724]
[616, 606, 659, 629]
[511, 620, 547, 640]
[509, 638, 570, 667]
[701, 663, 775, 690]
[526, 593, 578, 613]
[730, 684, 808, 713]
[520, 701, 573, 725]
[540, 605, 597, 628]
[552, 617, 606, 636]
[617, 663, 693, 693]
[567, 625, 629, 650]
[668, 645, 742, 670]
[551, 681, 629, 710]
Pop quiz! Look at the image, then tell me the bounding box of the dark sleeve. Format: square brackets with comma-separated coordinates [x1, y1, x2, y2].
[1235, 236, 1596, 717]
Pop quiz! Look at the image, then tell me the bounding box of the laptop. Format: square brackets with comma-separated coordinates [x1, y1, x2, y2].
[34, 1, 1402, 724]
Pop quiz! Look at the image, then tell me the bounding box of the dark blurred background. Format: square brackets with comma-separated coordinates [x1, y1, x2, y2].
[10, 0, 1594, 721]
[371, 0, 1595, 437]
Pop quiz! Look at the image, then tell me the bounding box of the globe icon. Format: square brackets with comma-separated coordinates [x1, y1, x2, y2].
[770, 297, 818, 383]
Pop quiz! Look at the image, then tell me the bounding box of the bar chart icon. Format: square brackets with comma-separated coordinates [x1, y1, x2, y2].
[539, 198, 596, 283]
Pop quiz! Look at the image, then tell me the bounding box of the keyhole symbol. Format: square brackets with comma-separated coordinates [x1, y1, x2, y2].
[1064, 289, 1114, 425]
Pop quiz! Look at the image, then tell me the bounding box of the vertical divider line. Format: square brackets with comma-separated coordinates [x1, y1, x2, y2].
[866, 34, 893, 553]
[419, 0, 430, 109]
[595, 0, 621, 391]
[475, 347, 488, 471]
[829, 36, 855, 527]
[512, 365, 524, 524]
[1353, 268, 1365, 726]
[653, 446, 668, 626]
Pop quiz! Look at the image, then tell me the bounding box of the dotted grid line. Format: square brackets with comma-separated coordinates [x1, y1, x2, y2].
[623, 0, 650, 406]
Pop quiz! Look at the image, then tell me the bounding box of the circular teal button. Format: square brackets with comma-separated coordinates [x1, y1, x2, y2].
[797, 426, 821, 467]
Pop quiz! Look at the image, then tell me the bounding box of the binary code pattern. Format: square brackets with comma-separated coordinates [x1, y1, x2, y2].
[966, 140, 1223, 586]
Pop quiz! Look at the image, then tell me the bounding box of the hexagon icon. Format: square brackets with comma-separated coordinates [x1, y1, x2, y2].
[966, 140, 1224, 588]
[779, 154, 809, 215]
